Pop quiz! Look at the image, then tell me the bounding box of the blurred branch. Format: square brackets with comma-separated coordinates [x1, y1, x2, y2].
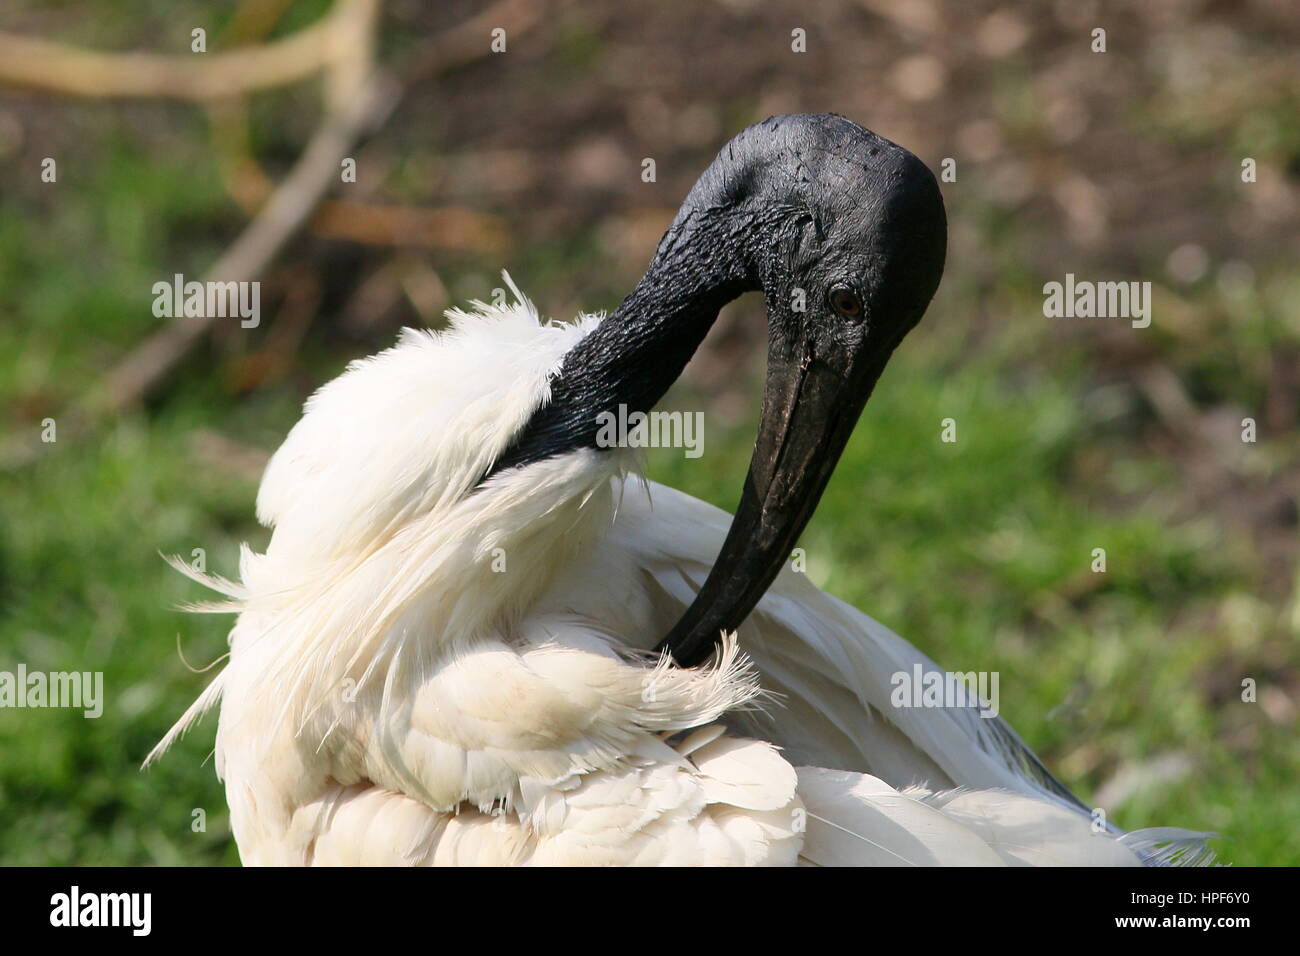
[0, 9, 346, 100]
[71, 0, 388, 420]
[25, 0, 550, 429]
[312, 202, 508, 252]
[208, 99, 508, 254]
[404, 0, 551, 81]
[208, 0, 547, 252]
[85, 72, 398, 418]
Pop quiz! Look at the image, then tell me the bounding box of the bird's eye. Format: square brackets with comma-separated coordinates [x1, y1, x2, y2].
[829, 287, 863, 320]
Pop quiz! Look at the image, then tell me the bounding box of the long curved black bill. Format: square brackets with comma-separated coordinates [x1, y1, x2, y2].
[655, 335, 897, 667]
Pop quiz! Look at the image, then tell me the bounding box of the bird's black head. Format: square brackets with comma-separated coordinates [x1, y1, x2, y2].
[488, 114, 947, 666]
[652, 114, 947, 664]
[658, 113, 945, 358]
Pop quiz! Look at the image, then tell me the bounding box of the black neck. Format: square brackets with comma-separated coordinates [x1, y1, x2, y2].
[484, 208, 766, 479]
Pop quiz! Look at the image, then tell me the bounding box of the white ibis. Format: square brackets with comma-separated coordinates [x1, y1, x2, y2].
[152, 114, 1211, 866]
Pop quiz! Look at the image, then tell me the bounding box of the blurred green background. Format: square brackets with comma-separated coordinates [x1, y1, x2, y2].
[0, 0, 1297, 865]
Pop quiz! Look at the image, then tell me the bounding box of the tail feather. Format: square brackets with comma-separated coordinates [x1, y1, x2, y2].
[799, 769, 1145, 866]
[1120, 828, 1220, 867]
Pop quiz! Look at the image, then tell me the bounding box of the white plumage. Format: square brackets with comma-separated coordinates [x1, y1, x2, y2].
[152, 284, 1208, 866]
